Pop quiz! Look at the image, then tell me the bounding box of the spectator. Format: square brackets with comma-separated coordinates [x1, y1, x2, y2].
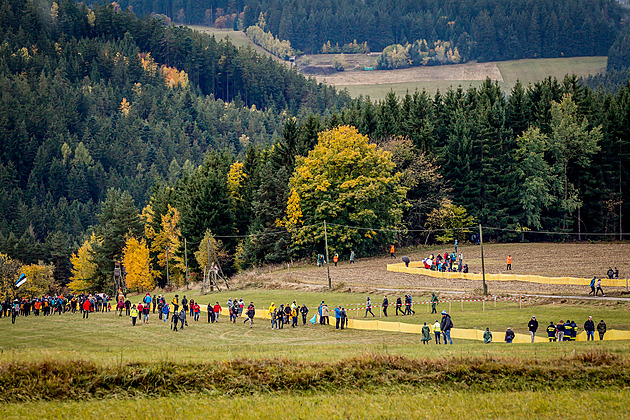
[528, 316, 538, 343]
[340, 307, 347, 329]
[564, 319, 573, 341]
[390, 245, 395, 259]
[396, 297, 404, 316]
[300, 304, 309, 325]
[506, 255, 512, 270]
[207, 303, 214, 323]
[505, 327, 515, 343]
[584, 316, 595, 341]
[547, 322, 557, 342]
[556, 320, 565, 342]
[349, 250, 355, 264]
[130, 304, 138, 326]
[483, 327, 492, 344]
[433, 320, 441, 344]
[431, 292, 439, 314]
[335, 306, 341, 329]
[440, 310, 453, 345]
[213, 302, 221, 322]
[596, 278, 605, 296]
[365, 297, 375, 317]
[421, 322, 431, 344]
[589, 277, 596, 295]
[382, 296, 389, 317]
[321, 303, 330, 325]
[597, 319, 607, 340]
[246, 303, 255, 328]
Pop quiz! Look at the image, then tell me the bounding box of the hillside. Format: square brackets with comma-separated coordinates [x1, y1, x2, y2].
[115, 0, 623, 63]
[310, 56, 607, 98]
[0, 0, 349, 283]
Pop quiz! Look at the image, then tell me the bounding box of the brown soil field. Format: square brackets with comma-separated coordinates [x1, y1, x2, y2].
[234, 243, 630, 296]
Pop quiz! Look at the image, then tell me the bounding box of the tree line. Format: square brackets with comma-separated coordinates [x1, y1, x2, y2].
[0, 0, 349, 287]
[113, 0, 623, 63]
[0, 0, 628, 293]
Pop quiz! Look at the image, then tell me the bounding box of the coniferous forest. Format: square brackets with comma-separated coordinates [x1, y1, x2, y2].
[116, 0, 623, 62]
[0, 0, 629, 292]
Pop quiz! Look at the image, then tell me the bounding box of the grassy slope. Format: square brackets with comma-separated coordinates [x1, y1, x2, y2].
[187, 25, 284, 63]
[2, 389, 629, 419]
[2, 293, 629, 365]
[338, 56, 607, 98]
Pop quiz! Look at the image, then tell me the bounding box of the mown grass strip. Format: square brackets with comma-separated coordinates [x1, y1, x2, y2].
[0, 350, 627, 403]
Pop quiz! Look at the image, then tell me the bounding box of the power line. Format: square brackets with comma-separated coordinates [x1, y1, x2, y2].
[483, 226, 630, 237]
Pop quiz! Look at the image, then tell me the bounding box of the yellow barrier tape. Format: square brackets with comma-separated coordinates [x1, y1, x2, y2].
[388, 262, 628, 287]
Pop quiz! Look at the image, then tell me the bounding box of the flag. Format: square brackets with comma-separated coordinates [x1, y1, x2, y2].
[309, 314, 318, 324]
[15, 273, 27, 288]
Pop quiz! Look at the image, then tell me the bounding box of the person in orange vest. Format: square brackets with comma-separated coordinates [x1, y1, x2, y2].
[333, 253, 339, 267]
[506, 255, 512, 270]
[390, 245, 395, 259]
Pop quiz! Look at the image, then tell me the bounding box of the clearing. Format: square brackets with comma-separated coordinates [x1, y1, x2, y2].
[187, 25, 284, 62]
[236, 242, 629, 296]
[304, 56, 606, 98]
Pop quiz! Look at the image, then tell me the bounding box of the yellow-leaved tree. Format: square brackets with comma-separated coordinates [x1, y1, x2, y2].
[425, 199, 474, 243]
[0, 253, 22, 300]
[145, 204, 186, 285]
[194, 229, 228, 272]
[69, 233, 100, 293]
[285, 125, 408, 257]
[122, 236, 155, 291]
[20, 263, 56, 297]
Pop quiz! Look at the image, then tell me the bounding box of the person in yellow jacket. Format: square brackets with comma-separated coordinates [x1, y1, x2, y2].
[432, 320, 441, 344]
[130, 305, 139, 326]
[171, 295, 179, 312]
[291, 307, 298, 327]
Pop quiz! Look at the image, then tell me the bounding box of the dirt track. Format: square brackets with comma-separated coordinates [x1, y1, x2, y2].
[234, 243, 630, 296]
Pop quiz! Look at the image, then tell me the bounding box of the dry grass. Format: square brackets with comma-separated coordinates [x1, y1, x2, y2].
[1, 352, 627, 403]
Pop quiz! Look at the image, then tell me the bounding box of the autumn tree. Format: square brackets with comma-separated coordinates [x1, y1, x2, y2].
[144, 204, 185, 285]
[122, 236, 155, 291]
[0, 253, 22, 300]
[20, 263, 56, 297]
[69, 234, 100, 293]
[286, 125, 407, 257]
[194, 229, 229, 277]
[425, 199, 475, 244]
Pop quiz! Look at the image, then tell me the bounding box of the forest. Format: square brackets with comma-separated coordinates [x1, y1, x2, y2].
[0, 0, 628, 295]
[113, 0, 624, 63]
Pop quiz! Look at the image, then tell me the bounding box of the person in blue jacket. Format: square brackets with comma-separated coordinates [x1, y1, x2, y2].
[335, 305, 341, 329]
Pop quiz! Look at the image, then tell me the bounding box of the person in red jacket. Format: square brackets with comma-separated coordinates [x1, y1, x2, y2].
[193, 302, 200, 321]
[213, 302, 221, 322]
[82, 299, 91, 319]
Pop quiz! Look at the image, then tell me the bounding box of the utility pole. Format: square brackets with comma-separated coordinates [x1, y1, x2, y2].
[184, 238, 189, 290]
[324, 221, 331, 289]
[479, 224, 488, 296]
[165, 247, 170, 286]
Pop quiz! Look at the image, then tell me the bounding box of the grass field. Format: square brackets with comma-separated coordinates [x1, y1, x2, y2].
[325, 56, 607, 98]
[2, 242, 628, 417]
[3, 389, 630, 419]
[1, 288, 629, 365]
[187, 25, 285, 63]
